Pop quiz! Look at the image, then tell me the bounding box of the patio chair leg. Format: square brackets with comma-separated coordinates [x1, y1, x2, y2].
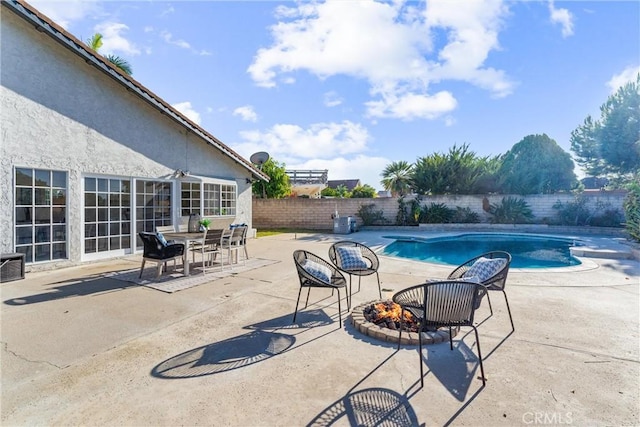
[139, 259, 146, 278]
[304, 287, 311, 308]
[358, 275, 361, 293]
[449, 326, 454, 351]
[473, 326, 486, 386]
[502, 290, 515, 332]
[375, 272, 382, 299]
[156, 262, 163, 278]
[397, 307, 405, 350]
[337, 289, 342, 328]
[292, 287, 303, 323]
[486, 292, 494, 316]
[418, 327, 424, 389]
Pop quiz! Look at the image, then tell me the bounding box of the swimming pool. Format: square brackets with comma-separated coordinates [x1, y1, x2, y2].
[382, 233, 583, 268]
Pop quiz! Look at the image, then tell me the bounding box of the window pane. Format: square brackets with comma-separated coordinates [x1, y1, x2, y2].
[16, 246, 32, 263]
[98, 208, 108, 221]
[15, 188, 32, 205]
[121, 237, 131, 249]
[52, 190, 66, 205]
[52, 243, 66, 259]
[110, 193, 120, 207]
[109, 223, 120, 235]
[85, 192, 97, 207]
[35, 244, 50, 262]
[97, 178, 108, 192]
[85, 239, 97, 254]
[16, 168, 32, 186]
[16, 207, 32, 224]
[85, 208, 96, 222]
[34, 170, 50, 187]
[98, 238, 109, 252]
[97, 193, 108, 206]
[121, 180, 130, 193]
[110, 208, 120, 221]
[35, 226, 50, 243]
[35, 188, 50, 205]
[110, 237, 120, 250]
[85, 177, 96, 192]
[85, 224, 97, 238]
[52, 207, 66, 223]
[52, 171, 66, 188]
[16, 227, 32, 245]
[122, 222, 130, 234]
[52, 225, 66, 241]
[35, 207, 50, 224]
[98, 223, 108, 237]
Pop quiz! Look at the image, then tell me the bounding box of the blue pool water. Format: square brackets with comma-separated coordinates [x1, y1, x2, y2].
[382, 233, 583, 268]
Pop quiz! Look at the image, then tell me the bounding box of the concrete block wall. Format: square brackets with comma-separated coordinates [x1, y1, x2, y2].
[253, 191, 628, 230]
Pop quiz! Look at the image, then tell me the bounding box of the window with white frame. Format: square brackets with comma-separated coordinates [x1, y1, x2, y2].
[14, 168, 68, 263]
[84, 177, 131, 254]
[181, 180, 236, 217]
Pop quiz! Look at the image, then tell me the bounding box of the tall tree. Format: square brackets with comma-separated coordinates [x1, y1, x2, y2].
[86, 33, 133, 76]
[380, 161, 413, 196]
[252, 158, 291, 199]
[499, 134, 577, 194]
[571, 73, 639, 180]
[411, 144, 484, 195]
[350, 184, 377, 198]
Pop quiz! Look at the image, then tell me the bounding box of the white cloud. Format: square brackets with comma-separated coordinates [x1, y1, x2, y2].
[233, 106, 259, 122]
[248, 0, 513, 120]
[158, 30, 211, 56]
[324, 91, 343, 107]
[607, 65, 640, 93]
[95, 22, 141, 56]
[548, 0, 574, 38]
[172, 102, 201, 125]
[233, 120, 370, 160]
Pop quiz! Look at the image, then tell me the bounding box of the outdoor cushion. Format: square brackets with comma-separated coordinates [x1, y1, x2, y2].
[156, 231, 169, 247]
[302, 259, 332, 284]
[465, 257, 507, 283]
[336, 246, 368, 270]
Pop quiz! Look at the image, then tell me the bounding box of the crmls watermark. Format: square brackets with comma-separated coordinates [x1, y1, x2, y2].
[522, 412, 573, 425]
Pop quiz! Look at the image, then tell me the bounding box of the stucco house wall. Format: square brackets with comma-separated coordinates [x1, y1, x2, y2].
[1, 2, 263, 271]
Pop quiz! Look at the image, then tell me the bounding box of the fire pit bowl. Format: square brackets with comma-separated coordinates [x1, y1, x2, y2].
[350, 300, 459, 346]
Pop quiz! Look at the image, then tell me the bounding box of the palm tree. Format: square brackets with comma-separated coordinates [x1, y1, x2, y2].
[86, 33, 133, 75]
[380, 161, 413, 196]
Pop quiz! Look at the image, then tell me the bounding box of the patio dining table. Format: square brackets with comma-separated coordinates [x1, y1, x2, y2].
[162, 231, 205, 276]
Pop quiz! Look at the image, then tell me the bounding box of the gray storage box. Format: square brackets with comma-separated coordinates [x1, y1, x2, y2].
[1, 253, 25, 282]
[333, 216, 356, 234]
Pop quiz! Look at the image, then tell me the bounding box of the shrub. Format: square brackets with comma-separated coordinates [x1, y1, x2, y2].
[420, 202, 455, 223]
[357, 203, 386, 226]
[489, 197, 534, 224]
[451, 207, 481, 223]
[590, 209, 625, 227]
[623, 182, 640, 242]
[553, 195, 590, 226]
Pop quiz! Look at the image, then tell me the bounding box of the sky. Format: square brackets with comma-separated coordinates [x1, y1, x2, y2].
[30, 0, 640, 191]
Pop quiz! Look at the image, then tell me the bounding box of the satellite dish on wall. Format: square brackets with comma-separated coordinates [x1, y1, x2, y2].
[250, 151, 270, 169]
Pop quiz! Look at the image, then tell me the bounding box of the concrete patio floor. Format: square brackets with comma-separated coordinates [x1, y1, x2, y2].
[1, 231, 639, 426]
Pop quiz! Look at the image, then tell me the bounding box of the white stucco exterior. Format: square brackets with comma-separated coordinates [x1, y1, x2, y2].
[1, 2, 265, 271]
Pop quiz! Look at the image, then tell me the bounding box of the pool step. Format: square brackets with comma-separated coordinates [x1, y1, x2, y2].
[571, 247, 635, 260]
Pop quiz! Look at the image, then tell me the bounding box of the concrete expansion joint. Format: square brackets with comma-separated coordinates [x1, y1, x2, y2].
[1, 341, 66, 370]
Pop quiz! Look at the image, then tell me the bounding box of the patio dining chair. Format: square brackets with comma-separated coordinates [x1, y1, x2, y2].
[138, 232, 185, 278]
[446, 251, 514, 331]
[292, 250, 348, 328]
[328, 241, 382, 305]
[191, 228, 228, 273]
[392, 280, 487, 388]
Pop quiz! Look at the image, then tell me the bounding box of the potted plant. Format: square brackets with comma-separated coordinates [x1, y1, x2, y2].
[198, 218, 212, 231]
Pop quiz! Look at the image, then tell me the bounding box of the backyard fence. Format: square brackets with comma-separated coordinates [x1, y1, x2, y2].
[252, 191, 628, 231]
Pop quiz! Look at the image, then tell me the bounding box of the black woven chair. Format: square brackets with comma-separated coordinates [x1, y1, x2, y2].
[447, 251, 514, 331]
[292, 250, 348, 328]
[328, 241, 382, 304]
[392, 280, 487, 388]
[138, 232, 185, 278]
